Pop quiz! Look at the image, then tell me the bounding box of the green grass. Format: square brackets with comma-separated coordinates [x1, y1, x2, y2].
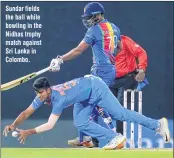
[1, 148, 173, 158]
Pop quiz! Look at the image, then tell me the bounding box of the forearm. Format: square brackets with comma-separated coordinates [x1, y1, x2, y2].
[17, 115, 59, 137]
[34, 114, 59, 134]
[23, 123, 52, 136]
[12, 111, 30, 127]
[61, 47, 82, 61]
[35, 123, 53, 133]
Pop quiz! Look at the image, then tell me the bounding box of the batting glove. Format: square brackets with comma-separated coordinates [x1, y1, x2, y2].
[56, 55, 64, 65]
[49, 56, 63, 72]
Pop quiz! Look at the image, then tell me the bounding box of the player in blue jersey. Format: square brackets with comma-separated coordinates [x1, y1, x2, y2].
[3, 76, 170, 149]
[49, 2, 122, 147]
[50, 2, 122, 81]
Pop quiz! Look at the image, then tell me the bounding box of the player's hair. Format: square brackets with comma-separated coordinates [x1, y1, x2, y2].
[33, 77, 50, 92]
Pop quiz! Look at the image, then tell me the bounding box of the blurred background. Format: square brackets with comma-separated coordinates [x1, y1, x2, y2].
[1, 1, 173, 148]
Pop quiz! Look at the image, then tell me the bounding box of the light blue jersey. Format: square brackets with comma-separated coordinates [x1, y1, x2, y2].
[31, 76, 159, 144]
[31, 77, 92, 115]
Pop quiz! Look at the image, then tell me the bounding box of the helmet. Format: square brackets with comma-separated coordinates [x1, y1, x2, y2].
[81, 2, 105, 28]
[81, 2, 105, 18]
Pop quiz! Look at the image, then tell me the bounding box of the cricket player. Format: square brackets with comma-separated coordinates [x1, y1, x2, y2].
[49, 2, 122, 146]
[3, 76, 170, 149]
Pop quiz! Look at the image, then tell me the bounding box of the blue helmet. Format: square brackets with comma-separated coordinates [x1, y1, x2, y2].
[81, 2, 105, 28]
[81, 2, 105, 18]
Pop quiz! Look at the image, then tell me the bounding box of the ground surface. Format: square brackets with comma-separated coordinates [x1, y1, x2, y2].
[1, 148, 173, 158]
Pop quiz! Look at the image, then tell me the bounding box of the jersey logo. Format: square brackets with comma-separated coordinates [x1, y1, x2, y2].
[52, 80, 78, 96]
[99, 22, 118, 56]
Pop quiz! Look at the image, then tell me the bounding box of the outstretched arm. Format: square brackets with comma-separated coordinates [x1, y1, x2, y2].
[49, 41, 89, 72]
[60, 40, 89, 61]
[16, 114, 60, 144]
[3, 105, 35, 136]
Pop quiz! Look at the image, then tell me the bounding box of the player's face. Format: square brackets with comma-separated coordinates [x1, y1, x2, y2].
[35, 88, 51, 101]
[82, 14, 101, 28]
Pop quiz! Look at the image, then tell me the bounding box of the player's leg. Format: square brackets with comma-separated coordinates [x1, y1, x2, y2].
[73, 102, 116, 141]
[93, 77, 170, 142]
[70, 68, 116, 147]
[113, 86, 124, 133]
[109, 74, 138, 134]
[68, 109, 99, 147]
[95, 106, 116, 131]
[68, 106, 101, 148]
[69, 107, 116, 148]
[73, 102, 126, 149]
[68, 102, 94, 148]
[90, 66, 117, 139]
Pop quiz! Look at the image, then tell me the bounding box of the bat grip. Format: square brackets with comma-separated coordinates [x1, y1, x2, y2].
[35, 67, 50, 76]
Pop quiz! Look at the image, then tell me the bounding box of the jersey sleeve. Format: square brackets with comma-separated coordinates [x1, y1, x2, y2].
[31, 96, 44, 110]
[83, 28, 95, 45]
[51, 100, 64, 115]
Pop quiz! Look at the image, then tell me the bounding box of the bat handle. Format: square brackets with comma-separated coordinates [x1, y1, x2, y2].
[35, 67, 50, 76]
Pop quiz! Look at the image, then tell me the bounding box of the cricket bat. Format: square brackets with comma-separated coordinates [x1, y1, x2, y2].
[1, 67, 50, 91]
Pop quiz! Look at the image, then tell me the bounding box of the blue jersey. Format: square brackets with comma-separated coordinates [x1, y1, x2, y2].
[31, 77, 92, 115]
[83, 19, 121, 66]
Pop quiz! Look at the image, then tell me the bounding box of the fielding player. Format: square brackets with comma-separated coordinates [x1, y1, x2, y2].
[3, 76, 170, 149]
[49, 2, 122, 146]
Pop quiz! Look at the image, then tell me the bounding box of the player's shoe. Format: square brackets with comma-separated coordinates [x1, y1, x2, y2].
[68, 136, 94, 148]
[68, 137, 83, 146]
[156, 117, 170, 143]
[102, 134, 126, 150]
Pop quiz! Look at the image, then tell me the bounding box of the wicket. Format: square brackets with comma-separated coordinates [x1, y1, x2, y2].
[123, 89, 142, 148]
